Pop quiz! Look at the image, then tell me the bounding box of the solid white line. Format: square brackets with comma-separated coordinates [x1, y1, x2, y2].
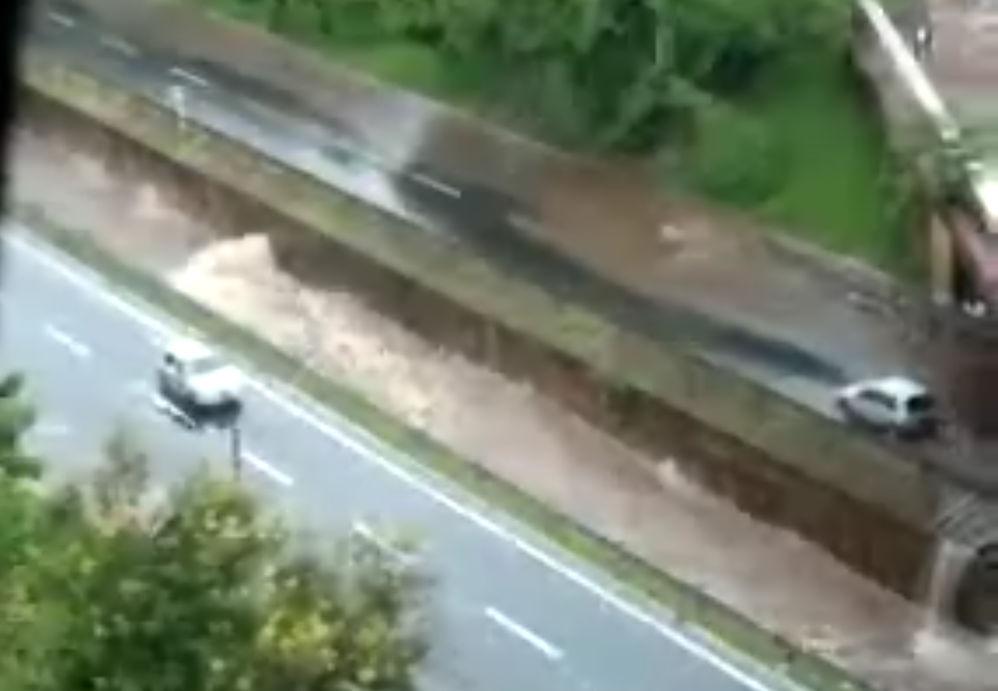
[249, 381, 778, 691]
[243, 450, 295, 487]
[47, 11, 76, 28]
[169, 67, 210, 89]
[484, 606, 563, 661]
[7, 230, 780, 691]
[44, 324, 92, 360]
[101, 35, 138, 57]
[7, 233, 176, 340]
[410, 172, 461, 199]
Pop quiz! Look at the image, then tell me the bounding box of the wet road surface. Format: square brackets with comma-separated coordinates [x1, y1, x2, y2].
[0, 224, 811, 691]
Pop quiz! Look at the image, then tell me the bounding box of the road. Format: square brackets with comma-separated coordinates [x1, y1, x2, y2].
[34, 0, 998, 502]
[0, 225, 804, 690]
[27, 0, 865, 413]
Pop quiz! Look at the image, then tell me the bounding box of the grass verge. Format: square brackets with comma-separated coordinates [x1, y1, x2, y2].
[15, 202, 872, 691]
[747, 55, 914, 273]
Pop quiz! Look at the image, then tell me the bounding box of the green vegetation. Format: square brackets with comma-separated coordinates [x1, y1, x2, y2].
[0, 373, 42, 479]
[203, 0, 852, 148]
[749, 57, 917, 268]
[17, 205, 872, 691]
[682, 54, 921, 272]
[0, 367, 426, 690]
[196, 0, 911, 267]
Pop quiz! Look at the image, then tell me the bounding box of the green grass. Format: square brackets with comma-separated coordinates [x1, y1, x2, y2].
[328, 40, 492, 110]
[747, 55, 910, 270]
[16, 202, 872, 691]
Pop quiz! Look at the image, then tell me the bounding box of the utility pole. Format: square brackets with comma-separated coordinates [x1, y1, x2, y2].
[225, 401, 244, 480]
[230, 421, 243, 479]
[168, 84, 187, 132]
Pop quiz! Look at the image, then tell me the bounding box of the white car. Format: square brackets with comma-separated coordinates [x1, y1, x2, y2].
[835, 376, 937, 437]
[156, 337, 243, 412]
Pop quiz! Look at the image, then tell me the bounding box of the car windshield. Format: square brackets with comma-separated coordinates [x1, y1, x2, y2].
[908, 394, 935, 413]
[188, 354, 225, 376]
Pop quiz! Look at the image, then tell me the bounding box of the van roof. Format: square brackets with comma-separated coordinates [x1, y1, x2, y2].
[164, 336, 213, 363]
[875, 376, 929, 400]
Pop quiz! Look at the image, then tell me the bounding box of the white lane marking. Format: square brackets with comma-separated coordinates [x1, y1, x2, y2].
[47, 11, 76, 28]
[7, 231, 782, 691]
[8, 233, 175, 340]
[351, 519, 417, 564]
[44, 324, 92, 360]
[34, 421, 70, 438]
[410, 172, 461, 199]
[243, 450, 294, 487]
[100, 35, 138, 57]
[151, 393, 197, 429]
[358, 148, 390, 169]
[484, 606, 563, 661]
[169, 67, 210, 89]
[249, 382, 779, 691]
[507, 212, 543, 235]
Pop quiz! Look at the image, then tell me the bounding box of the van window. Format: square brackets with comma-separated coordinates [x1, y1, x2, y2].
[861, 389, 895, 410]
[189, 355, 223, 376]
[907, 394, 935, 414]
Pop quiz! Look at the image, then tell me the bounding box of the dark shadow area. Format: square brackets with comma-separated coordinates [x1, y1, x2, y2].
[0, 0, 28, 219]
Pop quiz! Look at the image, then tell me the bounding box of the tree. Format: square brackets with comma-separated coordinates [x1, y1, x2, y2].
[0, 421, 428, 690]
[211, 0, 853, 150]
[0, 373, 41, 480]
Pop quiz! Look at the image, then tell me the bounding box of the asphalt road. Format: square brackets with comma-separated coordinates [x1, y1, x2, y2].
[0, 225, 806, 690]
[27, 0, 851, 411]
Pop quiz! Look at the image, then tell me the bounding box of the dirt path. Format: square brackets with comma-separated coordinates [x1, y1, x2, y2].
[11, 127, 998, 691]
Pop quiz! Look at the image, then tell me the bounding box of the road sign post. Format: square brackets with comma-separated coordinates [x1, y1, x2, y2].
[230, 421, 242, 479]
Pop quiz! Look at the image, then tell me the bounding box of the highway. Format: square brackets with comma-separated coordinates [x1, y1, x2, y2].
[0, 225, 804, 690]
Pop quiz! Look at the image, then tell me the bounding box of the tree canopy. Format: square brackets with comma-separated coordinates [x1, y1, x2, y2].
[0, 377, 428, 691]
[247, 0, 852, 149]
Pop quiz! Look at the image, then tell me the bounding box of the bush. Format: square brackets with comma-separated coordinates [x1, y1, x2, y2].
[685, 102, 787, 205]
[0, 415, 429, 690]
[200, 0, 851, 151]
